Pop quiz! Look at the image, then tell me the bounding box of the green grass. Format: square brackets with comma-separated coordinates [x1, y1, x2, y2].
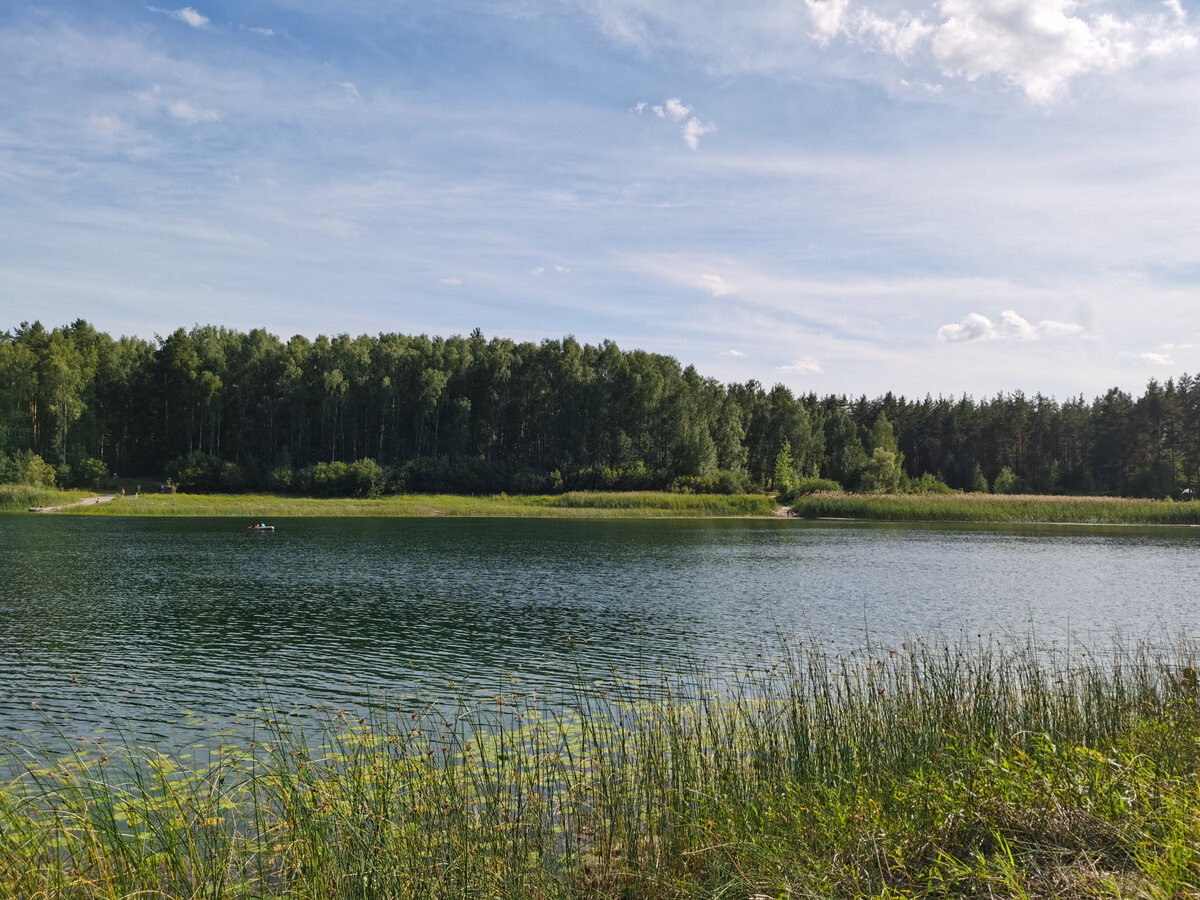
[47, 490, 775, 518]
[4, 640, 1199, 898]
[0, 484, 96, 512]
[790, 491, 1200, 524]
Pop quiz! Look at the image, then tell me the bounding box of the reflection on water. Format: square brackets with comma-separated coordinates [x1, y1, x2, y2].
[2, 515, 1198, 744]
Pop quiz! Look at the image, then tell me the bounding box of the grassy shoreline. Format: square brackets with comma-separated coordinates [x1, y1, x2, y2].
[789, 491, 1200, 525]
[4, 640, 1199, 898]
[7, 484, 1200, 523]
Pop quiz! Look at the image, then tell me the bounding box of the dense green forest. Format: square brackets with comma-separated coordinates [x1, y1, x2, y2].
[1, 319, 1196, 498]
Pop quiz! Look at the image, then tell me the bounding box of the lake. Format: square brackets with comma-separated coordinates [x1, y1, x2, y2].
[2, 515, 1198, 746]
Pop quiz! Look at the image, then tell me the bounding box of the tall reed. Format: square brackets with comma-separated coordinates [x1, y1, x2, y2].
[3, 639, 1198, 898]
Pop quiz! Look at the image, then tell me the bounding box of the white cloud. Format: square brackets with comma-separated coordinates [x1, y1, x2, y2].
[167, 99, 219, 123]
[530, 266, 545, 275]
[682, 117, 715, 150]
[338, 81, 361, 100]
[700, 273, 738, 296]
[1125, 351, 1175, 366]
[241, 25, 274, 36]
[779, 357, 823, 374]
[439, 276, 462, 285]
[805, 0, 849, 44]
[632, 101, 647, 113]
[937, 309, 1085, 342]
[554, 264, 571, 273]
[148, 6, 210, 29]
[720, 348, 746, 357]
[663, 97, 691, 121]
[636, 97, 716, 148]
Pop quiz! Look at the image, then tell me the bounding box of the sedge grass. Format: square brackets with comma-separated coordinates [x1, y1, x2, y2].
[49, 490, 774, 519]
[0, 484, 97, 513]
[791, 491, 1200, 525]
[3, 639, 1199, 898]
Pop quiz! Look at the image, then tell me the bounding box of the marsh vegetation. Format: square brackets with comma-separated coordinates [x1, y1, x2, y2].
[4, 640, 1198, 898]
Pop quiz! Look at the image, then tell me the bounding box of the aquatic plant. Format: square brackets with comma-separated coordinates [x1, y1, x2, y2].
[3, 638, 1199, 897]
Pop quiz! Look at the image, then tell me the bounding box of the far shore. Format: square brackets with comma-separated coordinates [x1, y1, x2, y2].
[5, 487, 1200, 524]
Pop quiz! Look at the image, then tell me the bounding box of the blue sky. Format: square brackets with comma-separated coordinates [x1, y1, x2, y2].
[2, 0, 1198, 399]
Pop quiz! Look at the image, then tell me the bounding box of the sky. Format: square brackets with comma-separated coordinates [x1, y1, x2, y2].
[2, 0, 1199, 400]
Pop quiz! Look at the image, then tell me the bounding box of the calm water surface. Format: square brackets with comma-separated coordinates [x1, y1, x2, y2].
[2, 515, 1198, 743]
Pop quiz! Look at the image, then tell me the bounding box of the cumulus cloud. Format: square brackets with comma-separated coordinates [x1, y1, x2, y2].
[167, 99, 219, 124]
[779, 357, 823, 374]
[720, 349, 746, 357]
[148, 6, 210, 28]
[809, 0, 1198, 103]
[554, 265, 571, 273]
[663, 97, 691, 121]
[439, 276, 462, 285]
[634, 96, 716, 149]
[937, 309, 1085, 342]
[529, 266, 545, 275]
[682, 117, 715, 150]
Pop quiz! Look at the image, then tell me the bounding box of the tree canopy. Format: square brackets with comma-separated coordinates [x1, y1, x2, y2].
[1, 320, 1196, 497]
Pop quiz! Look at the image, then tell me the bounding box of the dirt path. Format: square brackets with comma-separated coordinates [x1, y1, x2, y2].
[30, 494, 117, 513]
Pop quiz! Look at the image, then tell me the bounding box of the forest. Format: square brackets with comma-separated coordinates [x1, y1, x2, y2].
[0, 319, 1195, 499]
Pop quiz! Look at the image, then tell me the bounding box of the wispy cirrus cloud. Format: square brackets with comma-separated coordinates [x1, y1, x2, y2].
[937, 309, 1084, 343]
[166, 99, 219, 123]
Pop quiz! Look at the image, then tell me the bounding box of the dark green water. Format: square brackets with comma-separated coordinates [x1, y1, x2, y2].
[2, 515, 1198, 744]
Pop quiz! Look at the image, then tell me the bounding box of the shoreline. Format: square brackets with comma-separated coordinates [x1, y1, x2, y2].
[6, 488, 1200, 524]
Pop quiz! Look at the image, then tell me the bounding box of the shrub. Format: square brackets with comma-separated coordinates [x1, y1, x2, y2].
[166, 451, 247, 493]
[777, 476, 843, 505]
[73, 457, 108, 489]
[0, 450, 57, 487]
[669, 470, 753, 495]
[907, 472, 955, 494]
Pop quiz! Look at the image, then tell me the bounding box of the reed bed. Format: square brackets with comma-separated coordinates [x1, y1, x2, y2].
[791, 491, 1200, 525]
[3, 639, 1199, 898]
[54, 491, 773, 518]
[0, 484, 94, 512]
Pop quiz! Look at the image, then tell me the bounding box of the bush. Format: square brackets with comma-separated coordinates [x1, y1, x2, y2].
[992, 465, 1022, 495]
[0, 450, 57, 487]
[166, 451, 247, 493]
[73, 457, 108, 489]
[671, 470, 754, 495]
[777, 477, 843, 505]
[907, 472, 955, 494]
[398, 456, 507, 494]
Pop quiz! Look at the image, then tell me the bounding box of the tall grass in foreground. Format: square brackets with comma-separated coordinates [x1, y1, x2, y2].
[792, 491, 1200, 524]
[4, 640, 1200, 898]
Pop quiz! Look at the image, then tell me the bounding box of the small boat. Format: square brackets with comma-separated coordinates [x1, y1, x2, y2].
[248, 523, 275, 532]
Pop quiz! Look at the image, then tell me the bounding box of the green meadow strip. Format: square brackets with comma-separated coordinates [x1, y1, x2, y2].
[36, 490, 774, 518]
[3, 640, 1199, 898]
[790, 491, 1200, 524]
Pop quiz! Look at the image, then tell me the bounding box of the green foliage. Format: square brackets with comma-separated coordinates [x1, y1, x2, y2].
[772, 438, 795, 493]
[776, 476, 843, 505]
[992, 465, 1022, 494]
[72, 456, 108, 489]
[166, 451, 247, 493]
[5, 320, 1200, 502]
[0, 450, 57, 486]
[669, 470, 753, 495]
[907, 472, 954, 494]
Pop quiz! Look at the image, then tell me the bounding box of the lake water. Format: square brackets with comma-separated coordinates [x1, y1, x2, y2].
[2, 515, 1198, 745]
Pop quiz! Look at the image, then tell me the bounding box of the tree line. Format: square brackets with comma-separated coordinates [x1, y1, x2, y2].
[1, 319, 1196, 498]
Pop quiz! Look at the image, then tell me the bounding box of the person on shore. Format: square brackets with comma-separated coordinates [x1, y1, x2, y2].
[120, 488, 125, 499]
